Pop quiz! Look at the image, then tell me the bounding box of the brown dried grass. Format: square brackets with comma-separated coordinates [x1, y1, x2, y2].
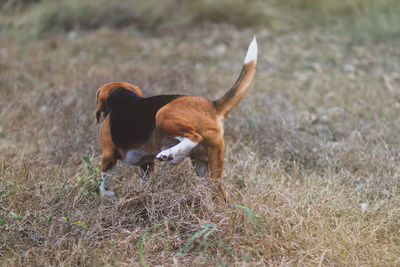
[1, 21, 400, 266]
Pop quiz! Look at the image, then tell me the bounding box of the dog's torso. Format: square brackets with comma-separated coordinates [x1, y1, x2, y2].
[104, 88, 182, 164]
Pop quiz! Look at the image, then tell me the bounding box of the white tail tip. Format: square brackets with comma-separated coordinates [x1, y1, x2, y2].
[244, 36, 258, 64]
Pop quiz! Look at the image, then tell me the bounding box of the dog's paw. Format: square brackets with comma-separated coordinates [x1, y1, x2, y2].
[156, 151, 174, 162]
[156, 149, 182, 163]
[100, 189, 115, 198]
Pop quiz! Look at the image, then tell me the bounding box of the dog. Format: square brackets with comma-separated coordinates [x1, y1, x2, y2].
[95, 37, 257, 201]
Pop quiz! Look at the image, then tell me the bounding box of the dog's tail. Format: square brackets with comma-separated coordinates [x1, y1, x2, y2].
[214, 37, 257, 118]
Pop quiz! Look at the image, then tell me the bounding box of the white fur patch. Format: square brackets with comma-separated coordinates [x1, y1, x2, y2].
[123, 149, 151, 165]
[156, 137, 198, 163]
[244, 36, 258, 64]
[100, 168, 115, 198]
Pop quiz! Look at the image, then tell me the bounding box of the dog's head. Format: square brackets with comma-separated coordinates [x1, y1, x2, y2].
[95, 82, 143, 124]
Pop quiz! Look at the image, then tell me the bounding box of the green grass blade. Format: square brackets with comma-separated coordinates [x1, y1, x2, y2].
[178, 223, 215, 255]
[236, 205, 265, 237]
[138, 231, 149, 267]
[10, 212, 22, 221]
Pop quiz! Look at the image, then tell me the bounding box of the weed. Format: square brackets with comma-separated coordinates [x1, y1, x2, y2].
[138, 231, 149, 267]
[10, 212, 22, 221]
[75, 156, 100, 196]
[0, 213, 8, 228]
[178, 223, 216, 255]
[73, 220, 88, 230]
[43, 214, 53, 224]
[62, 212, 69, 223]
[236, 205, 265, 237]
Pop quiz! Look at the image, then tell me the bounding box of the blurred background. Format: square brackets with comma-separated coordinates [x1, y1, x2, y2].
[2, 0, 400, 40]
[1, 0, 400, 265]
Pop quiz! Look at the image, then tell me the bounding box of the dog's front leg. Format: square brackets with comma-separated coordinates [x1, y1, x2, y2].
[100, 167, 115, 198]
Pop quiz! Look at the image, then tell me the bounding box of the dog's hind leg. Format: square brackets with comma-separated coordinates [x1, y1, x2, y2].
[157, 136, 200, 163]
[208, 141, 229, 202]
[191, 158, 207, 177]
[156, 121, 203, 163]
[189, 143, 209, 185]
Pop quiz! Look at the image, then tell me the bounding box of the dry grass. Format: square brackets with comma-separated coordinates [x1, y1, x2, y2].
[1, 1, 400, 266]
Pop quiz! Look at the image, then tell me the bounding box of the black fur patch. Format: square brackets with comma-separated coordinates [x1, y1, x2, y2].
[106, 88, 181, 148]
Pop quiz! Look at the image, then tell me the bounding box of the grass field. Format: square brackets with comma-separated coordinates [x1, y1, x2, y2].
[1, 0, 400, 265]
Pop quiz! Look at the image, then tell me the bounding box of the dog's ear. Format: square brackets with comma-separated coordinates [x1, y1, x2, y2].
[94, 110, 101, 125]
[94, 88, 102, 125]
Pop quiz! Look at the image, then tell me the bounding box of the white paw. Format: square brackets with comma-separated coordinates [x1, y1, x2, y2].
[100, 184, 115, 198]
[101, 190, 115, 198]
[156, 149, 174, 162]
[157, 137, 198, 164]
[156, 149, 182, 163]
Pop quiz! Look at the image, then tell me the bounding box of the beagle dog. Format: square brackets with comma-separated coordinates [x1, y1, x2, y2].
[95, 37, 257, 201]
